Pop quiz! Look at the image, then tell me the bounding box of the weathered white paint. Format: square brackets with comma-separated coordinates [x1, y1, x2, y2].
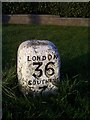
[17, 40, 60, 95]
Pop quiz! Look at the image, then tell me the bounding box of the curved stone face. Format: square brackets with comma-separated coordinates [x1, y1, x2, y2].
[17, 40, 60, 95]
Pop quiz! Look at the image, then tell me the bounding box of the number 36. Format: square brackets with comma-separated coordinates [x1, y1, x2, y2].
[33, 62, 55, 78]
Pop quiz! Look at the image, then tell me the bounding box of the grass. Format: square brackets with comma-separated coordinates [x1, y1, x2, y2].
[2, 24, 89, 120]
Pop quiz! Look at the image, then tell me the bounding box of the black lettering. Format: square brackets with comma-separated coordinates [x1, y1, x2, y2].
[37, 56, 41, 61]
[42, 56, 46, 61]
[28, 79, 50, 85]
[32, 56, 36, 61]
[48, 79, 52, 82]
[45, 62, 55, 77]
[33, 62, 43, 78]
[27, 56, 31, 61]
[33, 80, 36, 85]
[48, 54, 52, 61]
[45, 80, 48, 83]
[42, 79, 46, 84]
[37, 80, 41, 85]
[28, 80, 32, 85]
[53, 54, 58, 59]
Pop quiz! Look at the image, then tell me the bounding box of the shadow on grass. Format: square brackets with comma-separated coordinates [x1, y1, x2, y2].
[60, 53, 89, 80]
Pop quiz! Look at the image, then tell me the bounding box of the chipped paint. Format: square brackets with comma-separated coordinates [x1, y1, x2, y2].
[17, 40, 60, 95]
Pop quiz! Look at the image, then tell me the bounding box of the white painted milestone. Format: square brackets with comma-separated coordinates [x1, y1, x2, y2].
[17, 40, 60, 95]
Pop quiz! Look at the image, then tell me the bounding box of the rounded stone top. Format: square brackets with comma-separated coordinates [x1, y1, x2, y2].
[18, 40, 57, 51]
